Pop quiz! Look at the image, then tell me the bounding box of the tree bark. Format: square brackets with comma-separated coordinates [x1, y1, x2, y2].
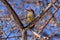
[22, 29, 27, 40]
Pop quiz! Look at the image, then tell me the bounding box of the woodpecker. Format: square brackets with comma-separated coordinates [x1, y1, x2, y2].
[27, 8, 35, 22]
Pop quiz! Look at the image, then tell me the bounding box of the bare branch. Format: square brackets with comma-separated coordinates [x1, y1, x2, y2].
[24, 0, 58, 31]
[40, 12, 57, 34]
[31, 29, 41, 38]
[48, 10, 57, 23]
[22, 29, 27, 40]
[2, 0, 24, 29]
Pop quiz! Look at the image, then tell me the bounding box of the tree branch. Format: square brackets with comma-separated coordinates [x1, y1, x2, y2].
[31, 11, 57, 40]
[39, 11, 57, 34]
[2, 0, 24, 29]
[24, 0, 58, 31]
[22, 29, 27, 40]
[31, 29, 41, 38]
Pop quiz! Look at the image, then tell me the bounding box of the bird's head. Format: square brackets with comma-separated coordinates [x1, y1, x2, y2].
[27, 8, 35, 14]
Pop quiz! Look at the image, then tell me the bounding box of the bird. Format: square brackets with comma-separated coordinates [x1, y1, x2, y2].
[27, 8, 35, 22]
[27, 8, 35, 30]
